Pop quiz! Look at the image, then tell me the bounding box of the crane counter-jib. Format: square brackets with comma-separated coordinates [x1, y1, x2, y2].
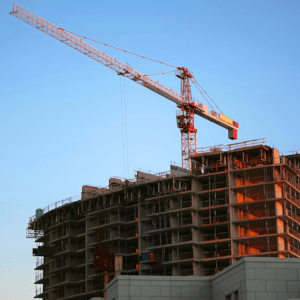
[194, 108, 238, 130]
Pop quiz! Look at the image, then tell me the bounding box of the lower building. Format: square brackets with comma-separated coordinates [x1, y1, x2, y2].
[27, 138, 300, 299]
[106, 257, 300, 300]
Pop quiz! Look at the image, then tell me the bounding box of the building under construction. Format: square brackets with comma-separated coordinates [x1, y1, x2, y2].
[28, 138, 300, 300]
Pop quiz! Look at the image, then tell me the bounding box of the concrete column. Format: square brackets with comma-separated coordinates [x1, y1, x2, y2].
[274, 184, 283, 198]
[114, 256, 123, 277]
[172, 264, 179, 276]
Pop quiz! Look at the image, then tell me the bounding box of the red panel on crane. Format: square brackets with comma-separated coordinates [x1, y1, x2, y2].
[229, 129, 238, 140]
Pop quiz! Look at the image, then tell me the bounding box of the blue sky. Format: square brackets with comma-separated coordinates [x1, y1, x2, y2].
[0, 0, 299, 299]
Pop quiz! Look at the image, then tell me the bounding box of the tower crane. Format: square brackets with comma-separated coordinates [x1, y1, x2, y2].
[10, 3, 239, 169]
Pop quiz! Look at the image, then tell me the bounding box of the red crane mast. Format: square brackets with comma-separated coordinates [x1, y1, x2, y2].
[10, 3, 239, 169]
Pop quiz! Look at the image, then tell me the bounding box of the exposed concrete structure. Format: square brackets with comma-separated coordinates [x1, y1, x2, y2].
[28, 138, 300, 299]
[106, 257, 300, 300]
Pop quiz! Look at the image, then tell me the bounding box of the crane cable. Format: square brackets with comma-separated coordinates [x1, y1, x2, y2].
[123, 76, 130, 179]
[191, 78, 224, 114]
[119, 76, 130, 179]
[120, 76, 126, 178]
[190, 79, 215, 111]
[144, 70, 178, 77]
[61, 29, 223, 116]
[61, 28, 177, 68]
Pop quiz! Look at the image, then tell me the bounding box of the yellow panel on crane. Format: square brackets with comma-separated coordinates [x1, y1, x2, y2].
[219, 113, 233, 125]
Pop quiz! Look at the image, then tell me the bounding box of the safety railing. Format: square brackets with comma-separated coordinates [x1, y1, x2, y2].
[29, 195, 81, 223]
[287, 210, 300, 223]
[202, 198, 229, 207]
[145, 224, 155, 232]
[77, 227, 86, 235]
[88, 231, 111, 244]
[55, 244, 77, 254]
[281, 156, 300, 174]
[66, 244, 77, 252]
[204, 266, 227, 276]
[232, 157, 273, 170]
[286, 192, 300, 207]
[178, 217, 193, 226]
[110, 231, 126, 240]
[97, 216, 109, 226]
[78, 258, 85, 265]
[235, 208, 279, 221]
[146, 186, 190, 199]
[35, 287, 43, 296]
[203, 215, 228, 225]
[86, 282, 97, 292]
[196, 138, 266, 154]
[35, 273, 43, 282]
[68, 273, 85, 281]
[127, 246, 139, 254]
[50, 228, 78, 241]
[36, 257, 44, 267]
[177, 234, 193, 243]
[235, 175, 272, 186]
[145, 222, 171, 232]
[203, 232, 229, 241]
[287, 179, 300, 192]
[95, 214, 127, 226]
[70, 258, 81, 266]
[148, 236, 172, 247]
[54, 275, 66, 284]
[51, 261, 65, 269]
[77, 242, 85, 250]
[235, 244, 280, 256]
[126, 230, 138, 238]
[84, 177, 137, 197]
[26, 229, 44, 239]
[126, 213, 138, 222]
[167, 200, 192, 210]
[228, 138, 266, 150]
[146, 205, 171, 215]
[111, 214, 126, 223]
[236, 226, 278, 238]
[78, 273, 86, 281]
[178, 251, 193, 260]
[115, 246, 126, 254]
[55, 291, 65, 299]
[56, 245, 66, 253]
[163, 253, 173, 262]
[234, 190, 300, 205]
[290, 245, 300, 256]
[164, 270, 173, 275]
[196, 144, 225, 154]
[288, 227, 300, 240]
[181, 200, 192, 208]
[65, 286, 85, 297]
[89, 218, 100, 228]
[125, 263, 139, 270]
[201, 181, 228, 191]
[203, 249, 231, 259]
[178, 268, 194, 276]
